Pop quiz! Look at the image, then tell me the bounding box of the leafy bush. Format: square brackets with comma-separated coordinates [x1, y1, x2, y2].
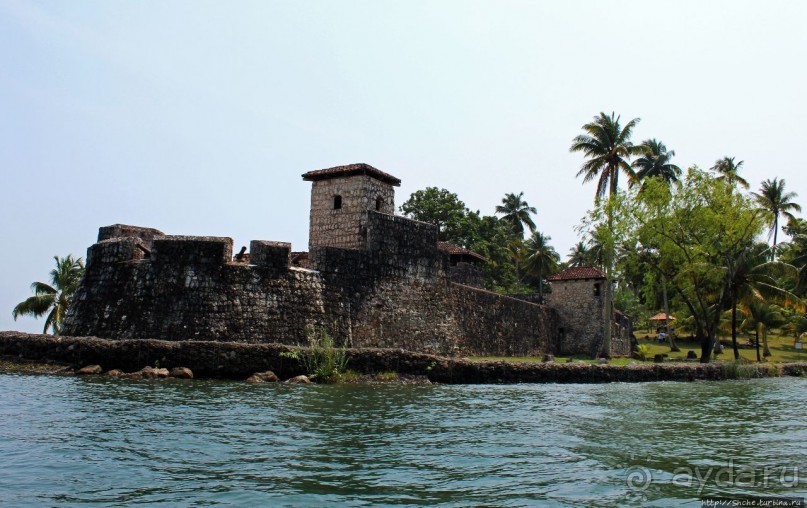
[301, 328, 348, 383]
[635, 344, 650, 361]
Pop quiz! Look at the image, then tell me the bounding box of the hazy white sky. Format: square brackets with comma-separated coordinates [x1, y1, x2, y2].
[2, 0, 806, 333]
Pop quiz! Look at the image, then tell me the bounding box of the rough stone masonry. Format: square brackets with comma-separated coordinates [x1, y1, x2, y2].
[61, 163, 631, 357]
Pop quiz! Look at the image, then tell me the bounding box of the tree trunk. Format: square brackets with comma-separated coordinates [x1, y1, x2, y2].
[731, 299, 740, 360]
[702, 291, 728, 363]
[602, 204, 614, 359]
[773, 215, 778, 257]
[662, 278, 679, 351]
[763, 328, 772, 357]
[755, 328, 761, 362]
[700, 332, 714, 363]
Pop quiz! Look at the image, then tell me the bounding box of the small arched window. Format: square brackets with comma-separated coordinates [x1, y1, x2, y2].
[375, 196, 383, 211]
[593, 283, 601, 297]
[333, 195, 342, 210]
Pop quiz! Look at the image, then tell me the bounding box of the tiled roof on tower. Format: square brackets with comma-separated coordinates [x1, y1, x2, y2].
[547, 266, 606, 281]
[302, 163, 401, 186]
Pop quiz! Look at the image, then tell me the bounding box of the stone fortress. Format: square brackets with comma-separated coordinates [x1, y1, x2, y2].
[62, 164, 632, 358]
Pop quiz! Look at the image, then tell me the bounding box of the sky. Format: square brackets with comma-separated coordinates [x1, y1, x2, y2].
[2, 0, 806, 334]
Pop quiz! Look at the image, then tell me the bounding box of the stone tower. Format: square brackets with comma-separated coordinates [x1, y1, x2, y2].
[545, 266, 609, 356]
[302, 163, 401, 250]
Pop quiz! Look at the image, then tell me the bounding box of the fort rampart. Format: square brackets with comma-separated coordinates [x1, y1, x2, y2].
[61, 163, 630, 358]
[63, 215, 560, 357]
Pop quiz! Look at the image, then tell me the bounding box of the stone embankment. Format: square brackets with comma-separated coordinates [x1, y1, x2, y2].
[2, 331, 806, 384]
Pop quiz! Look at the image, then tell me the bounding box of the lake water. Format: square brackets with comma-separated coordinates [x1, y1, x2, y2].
[0, 374, 805, 506]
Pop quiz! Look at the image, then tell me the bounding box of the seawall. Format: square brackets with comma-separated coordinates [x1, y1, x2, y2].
[2, 332, 803, 384]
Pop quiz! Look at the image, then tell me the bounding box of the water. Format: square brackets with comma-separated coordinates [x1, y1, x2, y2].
[0, 375, 805, 507]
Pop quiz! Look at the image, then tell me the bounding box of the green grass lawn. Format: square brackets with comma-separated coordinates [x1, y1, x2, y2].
[468, 330, 807, 365]
[635, 330, 807, 363]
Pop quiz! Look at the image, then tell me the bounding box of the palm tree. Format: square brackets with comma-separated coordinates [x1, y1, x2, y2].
[711, 157, 749, 190]
[570, 111, 641, 358]
[567, 241, 591, 267]
[631, 139, 681, 189]
[13, 255, 84, 335]
[742, 302, 786, 360]
[570, 111, 641, 201]
[523, 232, 560, 301]
[727, 243, 801, 359]
[752, 178, 801, 251]
[495, 192, 537, 237]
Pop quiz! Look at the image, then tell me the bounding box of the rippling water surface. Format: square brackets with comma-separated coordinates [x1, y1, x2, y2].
[0, 375, 805, 506]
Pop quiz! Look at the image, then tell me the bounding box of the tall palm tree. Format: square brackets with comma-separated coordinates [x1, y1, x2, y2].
[752, 178, 801, 250]
[523, 231, 560, 301]
[570, 112, 642, 201]
[711, 157, 749, 190]
[495, 192, 537, 237]
[631, 139, 681, 189]
[570, 112, 640, 358]
[13, 255, 84, 335]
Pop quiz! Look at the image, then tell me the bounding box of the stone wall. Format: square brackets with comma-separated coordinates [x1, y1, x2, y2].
[449, 262, 485, 288]
[612, 311, 634, 356]
[450, 284, 558, 356]
[63, 219, 563, 358]
[308, 175, 396, 250]
[97, 224, 164, 245]
[63, 235, 333, 343]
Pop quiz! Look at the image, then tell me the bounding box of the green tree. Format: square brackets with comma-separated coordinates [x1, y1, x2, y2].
[468, 214, 522, 292]
[570, 111, 641, 200]
[13, 255, 85, 335]
[711, 156, 749, 190]
[400, 187, 471, 242]
[400, 187, 523, 292]
[495, 192, 537, 238]
[779, 218, 807, 294]
[523, 231, 560, 301]
[631, 139, 681, 189]
[752, 178, 801, 251]
[615, 168, 766, 362]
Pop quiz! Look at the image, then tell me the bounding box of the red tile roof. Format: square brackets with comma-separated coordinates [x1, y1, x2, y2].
[437, 242, 487, 262]
[302, 163, 401, 186]
[547, 266, 606, 281]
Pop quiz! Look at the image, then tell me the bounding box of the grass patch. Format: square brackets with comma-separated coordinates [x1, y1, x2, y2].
[467, 331, 807, 367]
[636, 331, 807, 363]
[375, 371, 399, 382]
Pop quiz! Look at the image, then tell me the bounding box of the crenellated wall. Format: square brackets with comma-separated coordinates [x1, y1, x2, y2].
[62, 214, 562, 357]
